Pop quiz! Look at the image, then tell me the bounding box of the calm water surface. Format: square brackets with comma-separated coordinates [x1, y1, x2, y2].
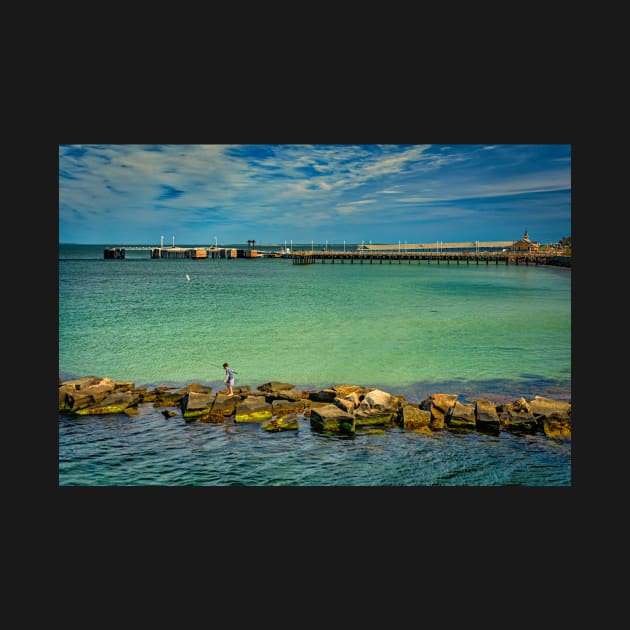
[58, 244, 571, 486]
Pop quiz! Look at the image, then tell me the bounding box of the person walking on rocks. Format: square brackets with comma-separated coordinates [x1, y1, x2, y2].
[223, 363, 235, 396]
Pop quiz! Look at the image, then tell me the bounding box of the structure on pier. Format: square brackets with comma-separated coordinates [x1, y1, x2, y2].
[149, 246, 240, 259]
[150, 247, 208, 259]
[104, 247, 125, 259]
[513, 229, 540, 252]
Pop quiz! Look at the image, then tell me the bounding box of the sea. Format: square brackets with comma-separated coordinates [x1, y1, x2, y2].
[58, 243, 572, 486]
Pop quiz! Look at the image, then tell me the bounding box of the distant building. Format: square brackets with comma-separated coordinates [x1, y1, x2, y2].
[513, 229, 540, 252]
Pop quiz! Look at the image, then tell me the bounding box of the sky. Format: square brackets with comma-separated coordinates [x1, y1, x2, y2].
[59, 144, 571, 246]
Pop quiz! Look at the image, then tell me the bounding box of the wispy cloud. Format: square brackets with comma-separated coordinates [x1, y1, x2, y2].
[59, 144, 571, 244]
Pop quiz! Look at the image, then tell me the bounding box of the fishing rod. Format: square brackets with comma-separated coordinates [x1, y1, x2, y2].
[209, 362, 239, 374]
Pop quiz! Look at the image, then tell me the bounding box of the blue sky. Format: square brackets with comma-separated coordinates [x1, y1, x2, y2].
[59, 144, 571, 246]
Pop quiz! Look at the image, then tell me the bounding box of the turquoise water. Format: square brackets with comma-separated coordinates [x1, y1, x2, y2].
[58, 244, 571, 486]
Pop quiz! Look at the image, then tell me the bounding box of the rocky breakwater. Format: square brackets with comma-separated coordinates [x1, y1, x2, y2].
[58, 376, 572, 439]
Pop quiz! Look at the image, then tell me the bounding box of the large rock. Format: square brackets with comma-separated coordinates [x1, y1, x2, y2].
[264, 388, 306, 402]
[355, 389, 402, 426]
[421, 393, 458, 429]
[113, 381, 135, 392]
[60, 376, 104, 391]
[75, 391, 142, 415]
[235, 396, 273, 422]
[527, 396, 571, 421]
[309, 389, 338, 403]
[271, 399, 306, 416]
[359, 389, 397, 410]
[212, 394, 239, 417]
[62, 390, 94, 412]
[152, 387, 186, 407]
[401, 404, 431, 430]
[497, 398, 539, 433]
[61, 378, 118, 412]
[181, 391, 215, 419]
[257, 381, 295, 393]
[334, 395, 357, 413]
[195, 409, 225, 423]
[262, 413, 300, 432]
[542, 413, 571, 438]
[332, 384, 367, 398]
[231, 385, 251, 395]
[473, 399, 500, 433]
[354, 408, 396, 427]
[177, 383, 213, 395]
[310, 404, 355, 435]
[136, 387, 159, 403]
[446, 400, 476, 429]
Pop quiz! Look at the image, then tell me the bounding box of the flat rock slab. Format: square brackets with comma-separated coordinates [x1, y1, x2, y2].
[235, 396, 273, 422]
[262, 413, 300, 432]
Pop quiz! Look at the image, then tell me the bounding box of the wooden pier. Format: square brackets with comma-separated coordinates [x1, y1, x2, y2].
[117, 242, 570, 268]
[290, 251, 569, 266]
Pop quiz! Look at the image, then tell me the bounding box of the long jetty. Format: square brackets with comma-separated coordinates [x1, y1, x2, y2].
[291, 251, 570, 266]
[104, 244, 571, 267]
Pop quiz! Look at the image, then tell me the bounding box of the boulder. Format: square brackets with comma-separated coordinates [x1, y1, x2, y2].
[63, 380, 117, 412]
[181, 391, 215, 419]
[401, 404, 431, 430]
[497, 399, 539, 433]
[334, 396, 356, 413]
[331, 384, 367, 398]
[355, 389, 402, 426]
[138, 388, 159, 403]
[264, 388, 306, 402]
[262, 413, 300, 432]
[308, 389, 338, 403]
[212, 394, 239, 417]
[359, 389, 397, 410]
[218, 385, 250, 396]
[257, 381, 295, 393]
[527, 396, 571, 421]
[177, 382, 213, 395]
[354, 408, 396, 427]
[75, 391, 142, 415]
[310, 404, 355, 435]
[472, 398, 500, 434]
[195, 409, 225, 423]
[152, 388, 186, 407]
[421, 393, 458, 429]
[542, 412, 571, 438]
[271, 399, 306, 416]
[235, 396, 273, 422]
[446, 400, 476, 429]
[341, 391, 362, 408]
[60, 376, 103, 391]
[113, 381, 135, 392]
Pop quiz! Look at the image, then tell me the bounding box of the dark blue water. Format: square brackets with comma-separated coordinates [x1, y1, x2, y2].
[58, 405, 571, 486]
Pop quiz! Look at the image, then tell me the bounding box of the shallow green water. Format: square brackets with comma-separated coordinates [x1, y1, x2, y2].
[59, 245, 571, 402]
